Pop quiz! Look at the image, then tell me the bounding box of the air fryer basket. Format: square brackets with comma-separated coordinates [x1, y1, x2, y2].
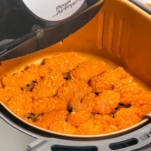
[0, 0, 151, 139]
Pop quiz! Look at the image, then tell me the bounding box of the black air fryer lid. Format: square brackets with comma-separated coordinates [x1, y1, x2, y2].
[0, 0, 105, 61]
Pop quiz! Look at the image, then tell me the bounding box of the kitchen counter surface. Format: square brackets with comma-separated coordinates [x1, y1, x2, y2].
[0, 118, 35, 151]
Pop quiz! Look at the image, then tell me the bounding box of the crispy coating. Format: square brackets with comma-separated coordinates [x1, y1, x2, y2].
[35, 110, 68, 129]
[43, 52, 85, 73]
[0, 86, 21, 103]
[31, 97, 68, 115]
[49, 120, 76, 134]
[68, 111, 92, 127]
[92, 90, 120, 115]
[70, 60, 107, 82]
[76, 115, 118, 135]
[90, 67, 133, 93]
[115, 82, 144, 105]
[2, 64, 40, 87]
[32, 70, 65, 98]
[6, 92, 33, 118]
[1, 52, 151, 135]
[94, 115, 118, 133]
[114, 107, 143, 130]
[131, 91, 151, 115]
[76, 119, 105, 135]
[69, 93, 95, 112]
[57, 79, 92, 104]
[2, 72, 26, 88]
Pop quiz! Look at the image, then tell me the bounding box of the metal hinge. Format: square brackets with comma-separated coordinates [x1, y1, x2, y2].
[33, 25, 45, 50]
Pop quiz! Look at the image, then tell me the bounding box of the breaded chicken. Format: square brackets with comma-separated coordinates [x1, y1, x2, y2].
[92, 90, 120, 115]
[35, 110, 68, 130]
[2, 64, 40, 88]
[57, 79, 92, 104]
[49, 120, 76, 134]
[0, 86, 21, 103]
[131, 91, 151, 115]
[68, 110, 92, 127]
[6, 92, 33, 118]
[76, 115, 118, 135]
[114, 107, 143, 130]
[94, 114, 118, 133]
[76, 119, 105, 135]
[2, 72, 26, 88]
[32, 70, 65, 98]
[70, 60, 107, 82]
[115, 82, 144, 105]
[1, 52, 150, 136]
[69, 93, 95, 112]
[43, 52, 85, 73]
[31, 97, 68, 115]
[90, 67, 132, 93]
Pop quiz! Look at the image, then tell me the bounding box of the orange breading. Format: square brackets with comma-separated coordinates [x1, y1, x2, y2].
[1, 52, 151, 135]
[2, 64, 40, 87]
[43, 52, 85, 73]
[0, 86, 21, 103]
[21, 64, 40, 83]
[115, 82, 144, 105]
[76, 119, 105, 135]
[114, 107, 143, 130]
[131, 91, 151, 115]
[90, 67, 132, 93]
[35, 110, 68, 129]
[92, 90, 120, 115]
[49, 120, 76, 134]
[69, 93, 95, 112]
[2, 72, 26, 88]
[31, 97, 68, 115]
[70, 60, 107, 82]
[57, 79, 92, 104]
[94, 115, 118, 133]
[76, 115, 118, 135]
[6, 92, 33, 117]
[32, 70, 65, 98]
[68, 111, 92, 127]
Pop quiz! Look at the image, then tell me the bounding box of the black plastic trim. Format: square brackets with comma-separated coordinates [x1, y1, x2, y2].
[0, 0, 105, 61]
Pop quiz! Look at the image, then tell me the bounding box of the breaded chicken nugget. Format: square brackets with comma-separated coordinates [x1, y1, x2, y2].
[22, 64, 41, 83]
[70, 60, 107, 82]
[76, 119, 105, 135]
[2, 72, 26, 88]
[69, 93, 95, 112]
[49, 120, 76, 134]
[0, 86, 21, 103]
[31, 97, 68, 115]
[57, 79, 92, 104]
[36, 110, 68, 130]
[90, 67, 132, 93]
[6, 92, 33, 117]
[32, 70, 65, 98]
[94, 115, 118, 133]
[43, 52, 85, 73]
[131, 91, 151, 115]
[114, 107, 143, 130]
[92, 90, 120, 115]
[115, 82, 144, 105]
[2, 64, 40, 88]
[76, 116, 118, 135]
[68, 111, 92, 127]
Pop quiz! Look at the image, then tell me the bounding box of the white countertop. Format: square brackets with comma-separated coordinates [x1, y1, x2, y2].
[0, 118, 35, 151]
